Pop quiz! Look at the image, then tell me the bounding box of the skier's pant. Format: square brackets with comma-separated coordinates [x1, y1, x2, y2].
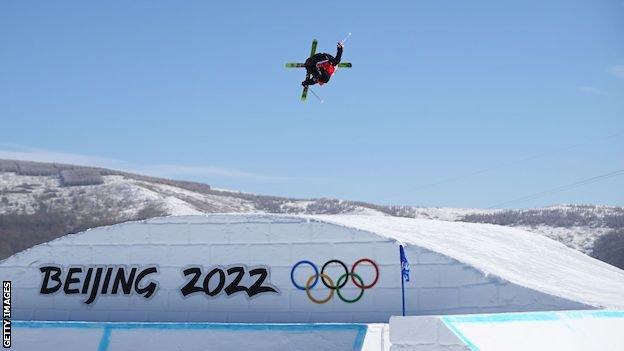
[304, 57, 319, 79]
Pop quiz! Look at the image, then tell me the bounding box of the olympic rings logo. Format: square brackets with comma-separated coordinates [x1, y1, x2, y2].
[290, 258, 379, 304]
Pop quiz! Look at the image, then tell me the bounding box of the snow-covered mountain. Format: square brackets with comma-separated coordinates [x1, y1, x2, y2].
[1, 158, 622, 268]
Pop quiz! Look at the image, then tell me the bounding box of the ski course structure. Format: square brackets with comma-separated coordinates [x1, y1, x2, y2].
[390, 310, 624, 350]
[10, 321, 381, 351]
[1, 213, 623, 323]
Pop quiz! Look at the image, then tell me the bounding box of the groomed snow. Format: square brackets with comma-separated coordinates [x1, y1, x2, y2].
[439, 310, 624, 351]
[4, 212, 623, 317]
[139, 213, 624, 310]
[308, 214, 624, 310]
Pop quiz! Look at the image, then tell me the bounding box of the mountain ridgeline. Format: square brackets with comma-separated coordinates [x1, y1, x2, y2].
[1, 159, 623, 269]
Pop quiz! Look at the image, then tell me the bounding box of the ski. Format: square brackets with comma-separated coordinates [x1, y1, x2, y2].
[301, 39, 318, 101]
[286, 62, 352, 68]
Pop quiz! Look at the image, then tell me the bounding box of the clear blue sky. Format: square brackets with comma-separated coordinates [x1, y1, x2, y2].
[1, 1, 623, 208]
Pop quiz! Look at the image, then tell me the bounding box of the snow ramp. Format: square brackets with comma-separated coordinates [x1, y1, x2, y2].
[390, 310, 624, 350]
[1, 214, 623, 323]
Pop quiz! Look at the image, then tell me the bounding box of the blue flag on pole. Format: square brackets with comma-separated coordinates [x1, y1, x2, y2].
[400, 245, 410, 282]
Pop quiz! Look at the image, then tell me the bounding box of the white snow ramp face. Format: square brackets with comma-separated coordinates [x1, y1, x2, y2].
[1, 214, 623, 323]
[390, 310, 624, 350]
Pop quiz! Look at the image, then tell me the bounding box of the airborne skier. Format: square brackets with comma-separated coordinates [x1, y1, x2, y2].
[285, 35, 351, 101]
[301, 42, 343, 87]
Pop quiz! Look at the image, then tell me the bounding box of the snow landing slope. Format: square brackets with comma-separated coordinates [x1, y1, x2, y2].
[308, 214, 624, 310]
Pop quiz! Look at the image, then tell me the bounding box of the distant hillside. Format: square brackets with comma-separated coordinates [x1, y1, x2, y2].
[1, 159, 623, 269]
[462, 205, 624, 254]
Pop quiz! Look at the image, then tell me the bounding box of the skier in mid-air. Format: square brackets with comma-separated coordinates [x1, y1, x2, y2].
[302, 42, 343, 87]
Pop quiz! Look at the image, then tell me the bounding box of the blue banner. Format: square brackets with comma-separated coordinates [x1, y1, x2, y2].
[400, 245, 410, 282]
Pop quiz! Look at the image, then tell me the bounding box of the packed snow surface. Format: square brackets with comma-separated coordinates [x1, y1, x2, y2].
[307, 214, 624, 310]
[440, 310, 624, 351]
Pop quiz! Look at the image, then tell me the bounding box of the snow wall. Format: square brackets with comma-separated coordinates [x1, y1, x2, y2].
[0, 214, 591, 323]
[9, 321, 374, 351]
[390, 310, 624, 351]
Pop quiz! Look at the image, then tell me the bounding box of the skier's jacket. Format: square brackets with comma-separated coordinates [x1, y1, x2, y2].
[303, 45, 343, 86]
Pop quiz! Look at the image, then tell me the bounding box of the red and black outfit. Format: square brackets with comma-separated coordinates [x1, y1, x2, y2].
[302, 44, 343, 86]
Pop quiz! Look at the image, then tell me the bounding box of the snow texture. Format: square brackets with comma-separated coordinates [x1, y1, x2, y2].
[1, 213, 622, 324]
[312, 214, 624, 310]
[390, 310, 624, 351]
